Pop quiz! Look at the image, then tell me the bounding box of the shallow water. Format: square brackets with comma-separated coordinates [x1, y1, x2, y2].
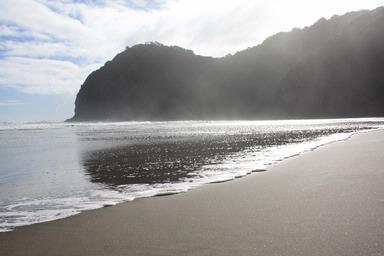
[0, 118, 383, 232]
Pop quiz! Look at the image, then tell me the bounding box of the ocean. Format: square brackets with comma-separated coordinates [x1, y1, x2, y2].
[0, 118, 383, 232]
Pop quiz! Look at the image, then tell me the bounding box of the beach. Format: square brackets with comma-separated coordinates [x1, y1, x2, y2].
[1, 129, 383, 256]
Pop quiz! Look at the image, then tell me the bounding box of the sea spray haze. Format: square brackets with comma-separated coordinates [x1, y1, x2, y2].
[0, 118, 383, 232]
[69, 8, 384, 122]
[1, 1, 384, 237]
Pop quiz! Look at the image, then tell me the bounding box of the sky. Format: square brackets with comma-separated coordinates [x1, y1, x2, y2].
[0, 0, 383, 122]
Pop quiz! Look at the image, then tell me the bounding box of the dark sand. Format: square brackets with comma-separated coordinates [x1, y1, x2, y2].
[1, 129, 384, 256]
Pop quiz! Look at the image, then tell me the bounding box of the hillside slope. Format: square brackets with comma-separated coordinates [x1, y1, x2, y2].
[69, 7, 384, 121]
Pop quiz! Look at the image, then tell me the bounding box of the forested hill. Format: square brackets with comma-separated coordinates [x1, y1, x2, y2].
[68, 7, 384, 121]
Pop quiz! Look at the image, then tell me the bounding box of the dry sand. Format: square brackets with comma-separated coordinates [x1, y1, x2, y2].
[1, 129, 384, 256]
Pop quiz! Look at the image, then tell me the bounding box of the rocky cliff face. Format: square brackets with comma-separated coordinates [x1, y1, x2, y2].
[69, 7, 384, 121]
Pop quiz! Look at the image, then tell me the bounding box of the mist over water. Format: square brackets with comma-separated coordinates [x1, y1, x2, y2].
[0, 118, 383, 232]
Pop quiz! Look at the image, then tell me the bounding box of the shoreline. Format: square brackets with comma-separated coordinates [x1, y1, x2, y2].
[1, 129, 384, 255]
[0, 128, 367, 233]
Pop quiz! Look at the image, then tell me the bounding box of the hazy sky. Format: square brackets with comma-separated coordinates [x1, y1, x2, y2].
[0, 0, 383, 122]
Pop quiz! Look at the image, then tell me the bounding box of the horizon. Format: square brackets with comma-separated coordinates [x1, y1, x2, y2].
[0, 0, 383, 122]
[1, 2, 384, 250]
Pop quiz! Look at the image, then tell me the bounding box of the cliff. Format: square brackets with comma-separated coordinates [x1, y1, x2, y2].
[69, 7, 384, 121]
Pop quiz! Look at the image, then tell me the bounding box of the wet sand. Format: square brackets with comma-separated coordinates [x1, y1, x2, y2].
[1, 129, 384, 256]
